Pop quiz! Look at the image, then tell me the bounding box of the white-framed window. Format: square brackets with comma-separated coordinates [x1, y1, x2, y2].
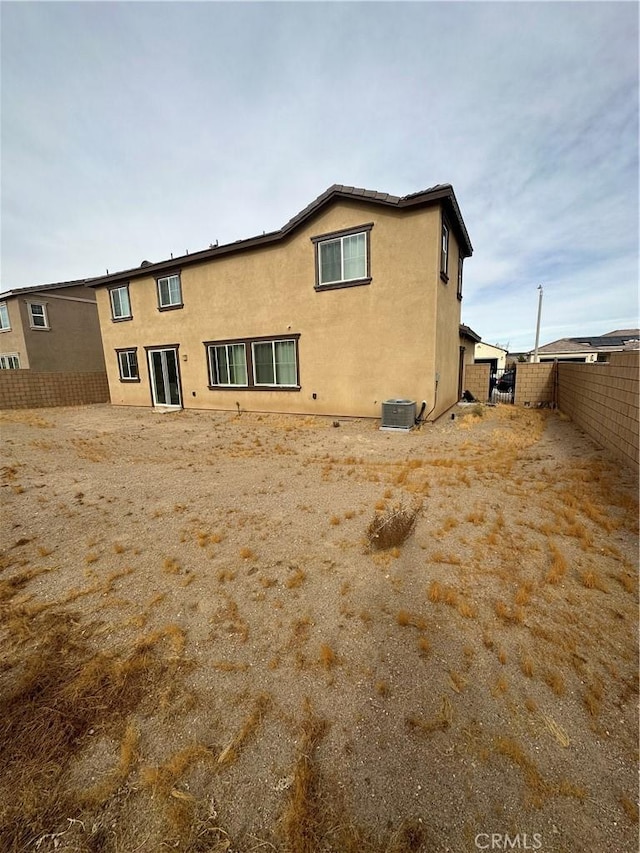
[117, 349, 139, 381]
[28, 302, 49, 329]
[208, 343, 248, 387]
[440, 221, 449, 280]
[312, 224, 372, 289]
[457, 255, 463, 299]
[0, 353, 20, 369]
[252, 339, 297, 387]
[0, 302, 10, 331]
[109, 285, 132, 320]
[157, 274, 182, 310]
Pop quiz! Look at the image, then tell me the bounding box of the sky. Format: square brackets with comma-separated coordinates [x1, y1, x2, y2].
[1, 1, 638, 352]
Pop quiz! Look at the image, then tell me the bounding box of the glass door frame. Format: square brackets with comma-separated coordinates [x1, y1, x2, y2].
[145, 345, 183, 408]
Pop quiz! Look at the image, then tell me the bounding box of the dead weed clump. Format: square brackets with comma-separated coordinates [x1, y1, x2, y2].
[367, 501, 421, 551]
[0, 602, 193, 852]
[280, 702, 329, 852]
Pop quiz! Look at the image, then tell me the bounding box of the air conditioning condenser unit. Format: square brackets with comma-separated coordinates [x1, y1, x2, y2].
[380, 399, 416, 431]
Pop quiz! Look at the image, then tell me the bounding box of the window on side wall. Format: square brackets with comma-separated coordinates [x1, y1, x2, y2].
[457, 255, 463, 299]
[312, 224, 373, 289]
[157, 274, 182, 310]
[117, 348, 139, 381]
[28, 302, 49, 329]
[0, 302, 10, 331]
[0, 354, 20, 369]
[109, 285, 132, 321]
[440, 221, 449, 281]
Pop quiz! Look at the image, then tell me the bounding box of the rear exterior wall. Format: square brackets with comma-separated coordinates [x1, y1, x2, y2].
[96, 201, 462, 420]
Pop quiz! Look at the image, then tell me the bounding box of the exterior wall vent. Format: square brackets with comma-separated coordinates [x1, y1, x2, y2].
[380, 399, 416, 431]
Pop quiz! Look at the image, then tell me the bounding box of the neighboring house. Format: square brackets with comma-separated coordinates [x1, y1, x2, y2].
[532, 329, 640, 363]
[474, 341, 508, 372]
[88, 184, 473, 420]
[0, 280, 106, 372]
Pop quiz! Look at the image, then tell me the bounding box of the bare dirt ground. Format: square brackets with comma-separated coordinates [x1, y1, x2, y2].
[0, 402, 638, 853]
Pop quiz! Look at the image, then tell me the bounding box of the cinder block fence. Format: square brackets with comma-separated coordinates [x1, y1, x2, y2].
[557, 352, 639, 471]
[461, 353, 638, 471]
[0, 370, 110, 409]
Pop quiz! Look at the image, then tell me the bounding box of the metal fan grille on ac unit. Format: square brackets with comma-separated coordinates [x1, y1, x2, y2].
[381, 399, 416, 430]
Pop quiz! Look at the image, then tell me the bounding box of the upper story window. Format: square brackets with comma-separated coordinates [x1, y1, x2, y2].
[157, 273, 182, 310]
[0, 302, 10, 331]
[0, 353, 20, 369]
[109, 285, 132, 321]
[116, 348, 139, 382]
[457, 255, 463, 300]
[440, 221, 449, 281]
[311, 224, 373, 290]
[28, 302, 49, 329]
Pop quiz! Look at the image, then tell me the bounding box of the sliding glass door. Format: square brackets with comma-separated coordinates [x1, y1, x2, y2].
[147, 347, 181, 407]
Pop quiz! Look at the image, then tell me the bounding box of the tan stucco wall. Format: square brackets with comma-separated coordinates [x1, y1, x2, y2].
[459, 337, 476, 367]
[97, 200, 465, 419]
[434, 211, 463, 418]
[0, 297, 29, 368]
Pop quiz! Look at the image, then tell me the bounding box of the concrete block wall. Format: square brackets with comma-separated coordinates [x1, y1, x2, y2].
[514, 362, 557, 407]
[0, 371, 110, 409]
[463, 363, 491, 402]
[557, 351, 639, 471]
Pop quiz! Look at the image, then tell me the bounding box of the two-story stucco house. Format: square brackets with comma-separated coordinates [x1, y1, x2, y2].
[87, 184, 472, 420]
[0, 280, 105, 372]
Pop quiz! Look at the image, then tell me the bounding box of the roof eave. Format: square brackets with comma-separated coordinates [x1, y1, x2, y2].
[87, 183, 473, 288]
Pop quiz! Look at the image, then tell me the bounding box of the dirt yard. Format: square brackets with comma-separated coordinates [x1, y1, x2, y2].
[0, 402, 638, 853]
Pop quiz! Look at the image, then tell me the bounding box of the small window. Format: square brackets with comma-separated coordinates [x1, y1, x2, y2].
[109, 285, 132, 321]
[0, 302, 10, 331]
[0, 353, 20, 369]
[440, 221, 449, 280]
[157, 274, 182, 310]
[208, 343, 248, 386]
[28, 303, 49, 329]
[312, 224, 373, 289]
[457, 255, 463, 299]
[117, 349, 139, 381]
[252, 339, 297, 387]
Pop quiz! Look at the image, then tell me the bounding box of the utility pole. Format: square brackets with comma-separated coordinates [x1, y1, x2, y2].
[533, 285, 543, 363]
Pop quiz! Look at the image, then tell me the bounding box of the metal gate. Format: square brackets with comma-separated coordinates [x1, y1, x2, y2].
[490, 367, 516, 404]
